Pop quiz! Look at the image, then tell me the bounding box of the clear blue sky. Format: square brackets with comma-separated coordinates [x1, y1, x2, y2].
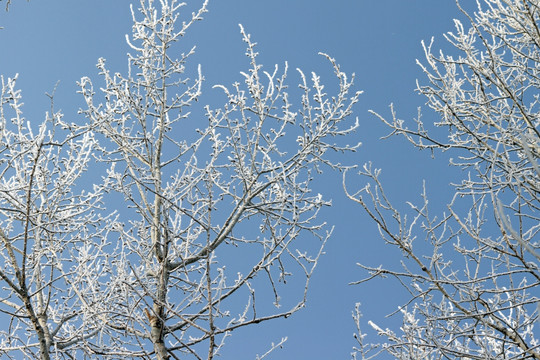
[0, 1, 464, 358]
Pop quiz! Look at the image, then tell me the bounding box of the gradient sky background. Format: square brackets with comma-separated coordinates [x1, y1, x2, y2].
[0, 1, 469, 358]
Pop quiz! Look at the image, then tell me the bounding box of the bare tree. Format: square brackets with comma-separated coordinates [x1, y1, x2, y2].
[346, 0, 539, 359]
[0, 75, 110, 359]
[0, 0, 359, 359]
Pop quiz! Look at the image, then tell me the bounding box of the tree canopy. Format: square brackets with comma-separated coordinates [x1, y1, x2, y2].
[347, 1, 539, 359]
[0, 0, 538, 359]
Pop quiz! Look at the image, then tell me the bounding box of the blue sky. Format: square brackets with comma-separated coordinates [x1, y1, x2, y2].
[0, 1, 465, 358]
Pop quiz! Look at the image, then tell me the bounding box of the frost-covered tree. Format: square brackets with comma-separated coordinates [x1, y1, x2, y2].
[346, 0, 539, 359]
[0, 0, 359, 359]
[0, 77, 106, 360]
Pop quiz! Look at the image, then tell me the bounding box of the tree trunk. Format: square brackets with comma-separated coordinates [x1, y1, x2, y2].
[149, 261, 170, 360]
